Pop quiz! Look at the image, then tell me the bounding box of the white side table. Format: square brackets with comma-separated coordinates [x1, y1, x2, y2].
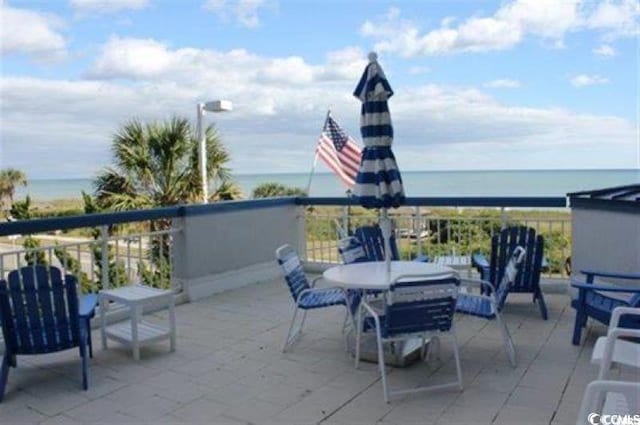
[99, 285, 176, 361]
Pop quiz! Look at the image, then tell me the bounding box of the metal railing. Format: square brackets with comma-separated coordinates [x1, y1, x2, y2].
[299, 197, 570, 277]
[0, 226, 180, 293]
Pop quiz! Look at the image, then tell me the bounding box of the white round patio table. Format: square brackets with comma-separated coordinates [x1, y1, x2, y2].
[323, 261, 456, 290]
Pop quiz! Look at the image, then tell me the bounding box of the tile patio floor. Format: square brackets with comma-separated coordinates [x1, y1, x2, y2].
[1, 278, 637, 425]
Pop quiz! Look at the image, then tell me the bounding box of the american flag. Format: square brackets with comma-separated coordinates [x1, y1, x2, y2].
[316, 115, 362, 189]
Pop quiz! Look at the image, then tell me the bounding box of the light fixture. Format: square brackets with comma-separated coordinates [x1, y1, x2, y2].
[196, 100, 233, 203]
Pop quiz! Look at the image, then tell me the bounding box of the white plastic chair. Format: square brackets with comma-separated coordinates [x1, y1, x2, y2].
[591, 307, 640, 379]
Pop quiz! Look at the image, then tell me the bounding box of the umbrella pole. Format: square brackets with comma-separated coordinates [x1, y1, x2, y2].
[380, 209, 392, 280]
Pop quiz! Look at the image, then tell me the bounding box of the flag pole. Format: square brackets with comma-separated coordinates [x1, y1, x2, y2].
[305, 109, 331, 195]
[345, 189, 352, 235]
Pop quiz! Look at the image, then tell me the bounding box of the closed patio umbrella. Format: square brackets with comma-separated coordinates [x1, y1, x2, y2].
[353, 52, 405, 276]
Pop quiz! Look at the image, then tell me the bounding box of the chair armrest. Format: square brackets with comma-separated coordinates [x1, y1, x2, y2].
[598, 327, 640, 379]
[460, 278, 496, 294]
[581, 270, 640, 281]
[610, 306, 640, 329]
[578, 380, 640, 421]
[295, 286, 346, 305]
[310, 276, 323, 288]
[79, 294, 98, 319]
[471, 253, 489, 269]
[570, 281, 640, 293]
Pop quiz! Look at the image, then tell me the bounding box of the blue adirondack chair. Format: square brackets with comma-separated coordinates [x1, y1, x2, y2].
[570, 270, 640, 345]
[354, 225, 429, 262]
[471, 226, 548, 320]
[0, 266, 97, 401]
[275, 245, 348, 352]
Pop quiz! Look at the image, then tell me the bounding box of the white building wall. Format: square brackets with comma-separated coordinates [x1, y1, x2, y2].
[572, 208, 640, 283]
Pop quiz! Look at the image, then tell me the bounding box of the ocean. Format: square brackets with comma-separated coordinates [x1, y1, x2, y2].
[16, 169, 640, 201]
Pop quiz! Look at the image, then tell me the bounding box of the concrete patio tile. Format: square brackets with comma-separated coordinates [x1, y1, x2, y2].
[271, 383, 357, 423]
[467, 364, 526, 393]
[38, 413, 84, 425]
[204, 381, 264, 406]
[0, 404, 47, 424]
[169, 397, 230, 422]
[19, 387, 90, 417]
[506, 385, 563, 412]
[221, 397, 285, 423]
[493, 405, 554, 424]
[104, 383, 162, 408]
[254, 382, 314, 408]
[64, 397, 122, 423]
[115, 393, 182, 421]
[519, 363, 573, 392]
[325, 385, 394, 423]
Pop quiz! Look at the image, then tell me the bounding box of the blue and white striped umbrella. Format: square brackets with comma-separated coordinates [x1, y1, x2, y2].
[352, 52, 405, 209]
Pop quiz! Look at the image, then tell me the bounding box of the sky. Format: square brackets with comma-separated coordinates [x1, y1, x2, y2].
[0, 0, 639, 179]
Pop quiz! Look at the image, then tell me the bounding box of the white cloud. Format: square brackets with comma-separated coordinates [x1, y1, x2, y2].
[483, 79, 522, 88]
[203, 0, 271, 28]
[360, 0, 638, 57]
[592, 44, 616, 56]
[570, 74, 610, 87]
[2, 38, 635, 178]
[86, 37, 365, 85]
[583, 0, 640, 38]
[0, 2, 67, 61]
[87, 37, 174, 79]
[69, 0, 149, 14]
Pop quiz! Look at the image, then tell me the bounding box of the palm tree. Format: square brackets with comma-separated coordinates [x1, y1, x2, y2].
[95, 116, 238, 210]
[92, 117, 238, 289]
[0, 168, 27, 210]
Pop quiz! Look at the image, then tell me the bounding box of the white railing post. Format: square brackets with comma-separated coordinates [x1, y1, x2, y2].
[100, 225, 109, 290]
[297, 205, 307, 261]
[341, 204, 349, 237]
[500, 207, 507, 230]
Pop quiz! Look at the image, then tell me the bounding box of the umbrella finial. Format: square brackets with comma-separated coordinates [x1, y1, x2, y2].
[368, 51, 378, 63]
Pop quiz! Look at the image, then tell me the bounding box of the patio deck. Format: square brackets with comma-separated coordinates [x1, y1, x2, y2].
[1, 278, 636, 425]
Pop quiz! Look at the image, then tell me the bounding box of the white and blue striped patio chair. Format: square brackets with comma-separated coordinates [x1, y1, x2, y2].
[455, 246, 526, 367]
[354, 274, 463, 403]
[275, 245, 348, 352]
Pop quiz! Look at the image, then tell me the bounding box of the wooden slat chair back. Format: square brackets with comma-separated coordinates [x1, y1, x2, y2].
[486, 226, 547, 319]
[0, 265, 90, 402]
[354, 225, 400, 262]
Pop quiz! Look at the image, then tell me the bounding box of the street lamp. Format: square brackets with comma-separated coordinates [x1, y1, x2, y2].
[196, 100, 232, 203]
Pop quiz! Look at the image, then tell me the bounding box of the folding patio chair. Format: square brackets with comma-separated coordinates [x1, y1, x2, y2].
[354, 274, 463, 402]
[275, 244, 348, 352]
[456, 246, 526, 367]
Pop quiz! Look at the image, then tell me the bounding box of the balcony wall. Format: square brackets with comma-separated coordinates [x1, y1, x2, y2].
[173, 201, 305, 301]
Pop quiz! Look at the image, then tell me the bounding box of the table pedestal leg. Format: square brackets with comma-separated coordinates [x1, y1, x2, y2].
[132, 305, 141, 361]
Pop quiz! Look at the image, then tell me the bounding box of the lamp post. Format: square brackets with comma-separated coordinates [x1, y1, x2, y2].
[196, 100, 232, 203]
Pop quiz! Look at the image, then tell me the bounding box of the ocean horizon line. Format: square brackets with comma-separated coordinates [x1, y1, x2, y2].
[25, 167, 640, 181]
